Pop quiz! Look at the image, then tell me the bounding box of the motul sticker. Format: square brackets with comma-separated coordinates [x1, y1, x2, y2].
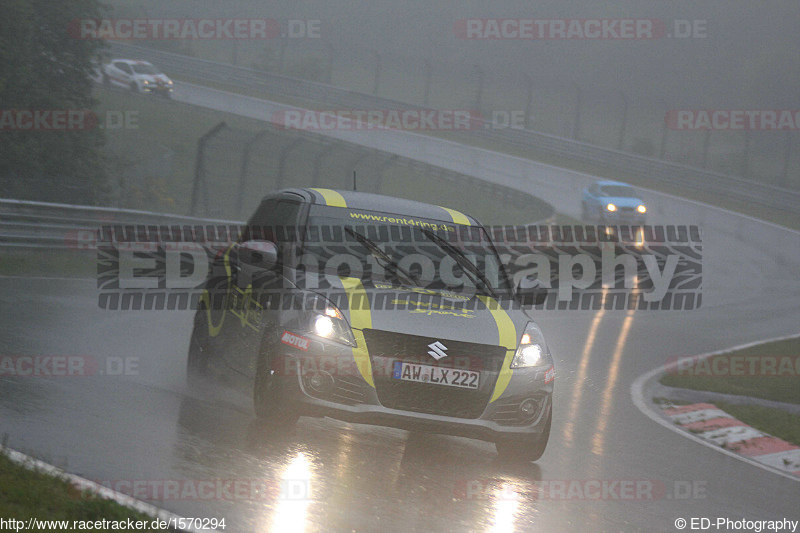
[281, 331, 310, 351]
[544, 366, 555, 384]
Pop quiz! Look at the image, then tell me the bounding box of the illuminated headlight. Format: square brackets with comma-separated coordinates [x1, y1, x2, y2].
[606, 203, 617, 212]
[306, 295, 356, 347]
[511, 322, 550, 368]
[637, 204, 647, 214]
[166, 79, 173, 85]
[142, 80, 151, 85]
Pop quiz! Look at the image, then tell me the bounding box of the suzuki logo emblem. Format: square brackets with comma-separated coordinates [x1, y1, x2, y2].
[427, 341, 448, 360]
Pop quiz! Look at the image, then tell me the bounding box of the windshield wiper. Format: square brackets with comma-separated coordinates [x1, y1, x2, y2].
[420, 228, 497, 298]
[344, 227, 417, 286]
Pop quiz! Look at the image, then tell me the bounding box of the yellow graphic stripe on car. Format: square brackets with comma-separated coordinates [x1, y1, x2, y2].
[339, 276, 375, 388]
[478, 295, 518, 402]
[200, 245, 233, 337]
[438, 206, 471, 226]
[311, 188, 348, 208]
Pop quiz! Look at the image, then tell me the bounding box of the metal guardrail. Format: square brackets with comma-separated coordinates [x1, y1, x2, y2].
[0, 198, 241, 250]
[108, 41, 800, 214]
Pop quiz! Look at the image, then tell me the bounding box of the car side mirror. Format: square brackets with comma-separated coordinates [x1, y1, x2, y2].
[516, 276, 548, 306]
[238, 240, 278, 271]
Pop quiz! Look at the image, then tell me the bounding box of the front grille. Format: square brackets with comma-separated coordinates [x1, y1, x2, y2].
[362, 329, 507, 419]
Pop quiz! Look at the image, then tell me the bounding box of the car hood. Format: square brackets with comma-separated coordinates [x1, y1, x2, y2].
[311, 278, 528, 350]
[601, 196, 644, 208]
[134, 73, 171, 84]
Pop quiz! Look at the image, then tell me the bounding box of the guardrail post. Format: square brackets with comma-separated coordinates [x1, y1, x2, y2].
[191, 121, 227, 217]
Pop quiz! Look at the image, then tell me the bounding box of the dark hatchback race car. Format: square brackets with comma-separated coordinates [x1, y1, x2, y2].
[187, 188, 554, 461]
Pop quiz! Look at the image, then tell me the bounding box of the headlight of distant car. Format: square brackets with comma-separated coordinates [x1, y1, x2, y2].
[142, 80, 151, 85]
[305, 295, 356, 347]
[167, 79, 173, 85]
[511, 322, 549, 368]
[637, 204, 647, 214]
[605, 203, 617, 212]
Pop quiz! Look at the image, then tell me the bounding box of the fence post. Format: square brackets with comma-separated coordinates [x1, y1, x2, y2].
[191, 121, 227, 217]
[617, 91, 628, 150]
[373, 51, 382, 95]
[423, 59, 433, 106]
[236, 130, 268, 216]
[277, 136, 306, 188]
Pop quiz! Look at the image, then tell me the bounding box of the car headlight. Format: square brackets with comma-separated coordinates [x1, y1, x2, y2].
[305, 295, 356, 347]
[606, 203, 617, 212]
[511, 322, 550, 368]
[637, 204, 647, 214]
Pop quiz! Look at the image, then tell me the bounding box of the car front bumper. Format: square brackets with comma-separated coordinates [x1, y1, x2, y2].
[271, 336, 553, 442]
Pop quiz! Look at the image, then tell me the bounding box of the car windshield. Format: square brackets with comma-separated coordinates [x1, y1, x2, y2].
[299, 206, 512, 297]
[600, 185, 636, 197]
[131, 63, 160, 75]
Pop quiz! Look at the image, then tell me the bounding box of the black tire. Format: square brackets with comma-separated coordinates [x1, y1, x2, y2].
[495, 411, 551, 463]
[253, 338, 298, 426]
[186, 311, 211, 385]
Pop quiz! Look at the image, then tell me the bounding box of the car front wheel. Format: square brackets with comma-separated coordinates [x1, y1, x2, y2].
[253, 338, 299, 426]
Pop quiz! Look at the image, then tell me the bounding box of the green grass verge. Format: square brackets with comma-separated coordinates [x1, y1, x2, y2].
[0, 452, 160, 529]
[0, 250, 95, 278]
[95, 86, 552, 225]
[714, 402, 800, 448]
[659, 337, 800, 405]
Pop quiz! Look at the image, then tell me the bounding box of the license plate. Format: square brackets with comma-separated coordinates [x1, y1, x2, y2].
[392, 361, 480, 389]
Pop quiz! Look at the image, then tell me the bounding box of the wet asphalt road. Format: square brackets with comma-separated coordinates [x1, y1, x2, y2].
[1, 219, 799, 533]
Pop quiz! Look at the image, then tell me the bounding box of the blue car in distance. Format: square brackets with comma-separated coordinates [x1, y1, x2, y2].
[581, 180, 647, 224]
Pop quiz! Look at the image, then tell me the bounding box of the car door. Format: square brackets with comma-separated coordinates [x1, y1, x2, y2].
[221, 195, 305, 376]
[109, 61, 132, 87]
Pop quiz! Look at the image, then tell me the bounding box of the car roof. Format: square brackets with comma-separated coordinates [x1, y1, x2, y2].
[110, 59, 155, 66]
[595, 180, 633, 188]
[270, 188, 480, 226]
